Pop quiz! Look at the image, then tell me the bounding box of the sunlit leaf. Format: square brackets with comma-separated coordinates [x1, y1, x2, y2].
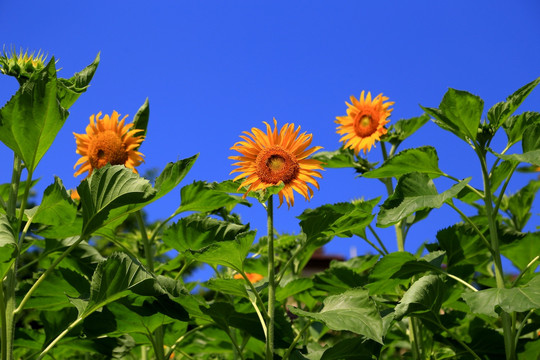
[500, 232, 540, 272]
[0, 58, 68, 171]
[421, 88, 483, 141]
[77, 165, 156, 236]
[203, 278, 249, 299]
[366, 252, 415, 295]
[522, 123, 540, 153]
[363, 146, 443, 179]
[56, 52, 100, 109]
[187, 230, 255, 271]
[312, 147, 358, 168]
[384, 114, 430, 146]
[26, 177, 77, 227]
[488, 77, 540, 128]
[501, 180, 540, 231]
[394, 274, 444, 320]
[132, 97, 149, 139]
[163, 213, 250, 253]
[177, 180, 250, 214]
[502, 112, 540, 147]
[377, 173, 470, 227]
[289, 288, 384, 344]
[496, 149, 540, 167]
[276, 278, 313, 302]
[462, 275, 540, 317]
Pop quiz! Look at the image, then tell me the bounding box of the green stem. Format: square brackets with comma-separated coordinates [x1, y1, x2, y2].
[409, 317, 422, 360]
[493, 162, 518, 216]
[226, 328, 244, 360]
[442, 173, 485, 199]
[7, 154, 22, 220]
[38, 316, 85, 359]
[266, 195, 275, 360]
[514, 310, 534, 346]
[283, 320, 312, 359]
[136, 211, 153, 272]
[433, 320, 481, 360]
[174, 259, 194, 281]
[478, 149, 515, 360]
[15, 236, 85, 314]
[16, 169, 33, 247]
[165, 325, 209, 360]
[368, 225, 389, 255]
[512, 255, 539, 287]
[0, 280, 7, 360]
[446, 202, 494, 254]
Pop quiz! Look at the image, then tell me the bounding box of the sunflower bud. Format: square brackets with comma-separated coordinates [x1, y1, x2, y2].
[0, 48, 47, 84]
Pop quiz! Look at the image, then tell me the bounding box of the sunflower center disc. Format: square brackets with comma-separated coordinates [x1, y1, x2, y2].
[88, 130, 129, 169]
[256, 146, 299, 184]
[354, 114, 378, 137]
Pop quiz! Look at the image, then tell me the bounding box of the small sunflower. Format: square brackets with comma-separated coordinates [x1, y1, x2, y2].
[73, 111, 145, 178]
[0, 48, 46, 82]
[230, 119, 323, 208]
[336, 91, 394, 154]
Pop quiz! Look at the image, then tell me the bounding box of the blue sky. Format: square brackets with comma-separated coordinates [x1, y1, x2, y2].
[1, 1, 539, 275]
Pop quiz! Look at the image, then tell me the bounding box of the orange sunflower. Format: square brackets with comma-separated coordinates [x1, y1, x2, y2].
[230, 118, 323, 208]
[73, 111, 145, 177]
[233, 273, 264, 283]
[335, 91, 394, 154]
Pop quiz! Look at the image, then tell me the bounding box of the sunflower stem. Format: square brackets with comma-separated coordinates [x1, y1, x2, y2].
[266, 195, 275, 360]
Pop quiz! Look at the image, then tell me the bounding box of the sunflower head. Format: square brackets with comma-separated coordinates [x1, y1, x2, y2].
[0, 47, 47, 83]
[74, 111, 145, 178]
[230, 118, 323, 208]
[336, 91, 394, 155]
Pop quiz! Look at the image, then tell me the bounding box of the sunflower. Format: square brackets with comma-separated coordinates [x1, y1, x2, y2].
[230, 119, 323, 208]
[0, 48, 46, 82]
[73, 111, 145, 178]
[335, 91, 394, 155]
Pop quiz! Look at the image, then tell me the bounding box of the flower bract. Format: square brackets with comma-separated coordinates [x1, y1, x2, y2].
[336, 91, 394, 154]
[74, 111, 145, 177]
[230, 119, 323, 208]
[0, 47, 46, 83]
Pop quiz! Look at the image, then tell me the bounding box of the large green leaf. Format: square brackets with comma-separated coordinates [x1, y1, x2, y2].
[436, 224, 490, 269]
[0, 58, 68, 171]
[488, 77, 540, 128]
[502, 112, 540, 147]
[290, 288, 384, 344]
[366, 252, 415, 295]
[56, 53, 100, 109]
[177, 180, 250, 214]
[77, 165, 156, 236]
[26, 177, 77, 227]
[501, 232, 540, 272]
[187, 230, 255, 271]
[276, 278, 313, 302]
[394, 274, 444, 320]
[496, 149, 540, 167]
[421, 88, 483, 142]
[76, 252, 173, 319]
[462, 275, 540, 317]
[363, 146, 443, 179]
[162, 214, 250, 253]
[377, 173, 470, 227]
[384, 114, 430, 146]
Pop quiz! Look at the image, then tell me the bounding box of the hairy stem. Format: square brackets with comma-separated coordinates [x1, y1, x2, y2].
[266, 195, 275, 360]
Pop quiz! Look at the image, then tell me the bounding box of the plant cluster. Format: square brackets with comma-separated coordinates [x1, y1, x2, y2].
[0, 48, 538, 360]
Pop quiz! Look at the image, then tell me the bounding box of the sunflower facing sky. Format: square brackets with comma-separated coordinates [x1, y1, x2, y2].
[230, 119, 323, 208]
[73, 111, 145, 178]
[335, 91, 394, 155]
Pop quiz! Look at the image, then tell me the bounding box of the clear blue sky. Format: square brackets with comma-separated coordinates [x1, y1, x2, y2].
[1, 1, 539, 274]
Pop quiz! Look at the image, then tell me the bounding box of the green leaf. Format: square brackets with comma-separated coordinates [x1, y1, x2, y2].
[77, 165, 156, 236]
[394, 274, 444, 320]
[289, 288, 384, 344]
[0, 179, 39, 207]
[366, 252, 415, 295]
[377, 173, 470, 227]
[162, 213, 250, 253]
[313, 266, 365, 295]
[79, 252, 170, 318]
[436, 224, 490, 269]
[26, 177, 77, 227]
[320, 338, 381, 360]
[502, 112, 540, 147]
[502, 180, 540, 231]
[56, 52, 100, 109]
[276, 278, 313, 302]
[0, 58, 68, 172]
[462, 275, 540, 317]
[522, 123, 540, 153]
[363, 146, 443, 179]
[187, 230, 255, 271]
[422, 88, 483, 142]
[132, 98, 149, 139]
[501, 232, 540, 272]
[40, 308, 79, 345]
[203, 278, 249, 299]
[311, 147, 357, 168]
[488, 77, 540, 128]
[0, 214, 17, 263]
[177, 180, 250, 214]
[496, 149, 540, 167]
[384, 114, 430, 146]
